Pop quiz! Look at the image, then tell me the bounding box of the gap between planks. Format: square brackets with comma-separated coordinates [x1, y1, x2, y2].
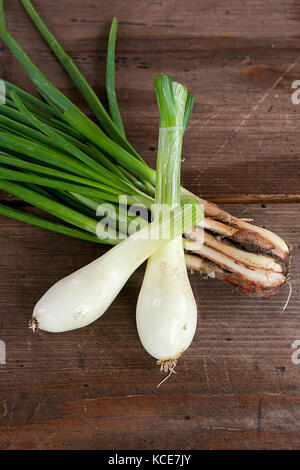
[1, 194, 300, 208]
[205, 194, 300, 205]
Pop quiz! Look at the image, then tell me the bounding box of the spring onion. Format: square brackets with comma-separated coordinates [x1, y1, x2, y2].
[31, 199, 202, 332]
[136, 75, 198, 371]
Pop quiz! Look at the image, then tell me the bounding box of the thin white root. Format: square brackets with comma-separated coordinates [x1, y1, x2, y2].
[29, 316, 39, 332]
[280, 282, 292, 315]
[156, 359, 177, 388]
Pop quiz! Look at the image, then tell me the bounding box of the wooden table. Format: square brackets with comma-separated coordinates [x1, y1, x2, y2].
[0, 0, 299, 450]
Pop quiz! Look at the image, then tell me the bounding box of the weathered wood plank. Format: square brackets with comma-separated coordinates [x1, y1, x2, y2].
[0, 203, 299, 449]
[0, 0, 300, 201]
[0, 0, 300, 451]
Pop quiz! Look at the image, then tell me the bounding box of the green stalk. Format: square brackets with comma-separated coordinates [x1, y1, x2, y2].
[152, 74, 197, 241]
[63, 108, 156, 184]
[106, 17, 125, 137]
[0, 3, 156, 181]
[9, 88, 142, 196]
[0, 4, 196, 199]
[0, 130, 110, 184]
[0, 102, 137, 188]
[69, 192, 148, 234]
[0, 14, 75, 114]
[54, 191, 100, 218]
[154, 74, 187, 207]
[0, 152, 131, 193]
[0, 179, 109, 237]
[0, 165, 151, 206]
[0, 202, 107, 243]
[0, 129, 145, 197]
[83, 145, 134, 185]
[0, 102, 139, 191]
[44, 117, 87, 141]
[0, 97, 84, 142]
[0, 4, 201, 246]
[0, 4, 155, 184]
[117, 166, 156, 197]
[0, 107, 76, 151]
[183, 94, 194, 134]
[20, 0, 141, 159]
[4, 79, 61, 118]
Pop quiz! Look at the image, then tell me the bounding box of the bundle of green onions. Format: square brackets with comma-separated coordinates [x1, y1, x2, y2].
[33, 74, 202, 371]
[0, 0, 291, 336]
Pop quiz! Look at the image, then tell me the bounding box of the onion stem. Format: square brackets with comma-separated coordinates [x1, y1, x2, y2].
[136, 75, 198, 369]
[106, 17, 126, 137]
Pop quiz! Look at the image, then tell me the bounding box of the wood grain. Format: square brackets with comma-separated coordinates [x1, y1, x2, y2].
[1, 0, 300, 202]
[0, 0, 299, 450]
[0, 204, 299, 450]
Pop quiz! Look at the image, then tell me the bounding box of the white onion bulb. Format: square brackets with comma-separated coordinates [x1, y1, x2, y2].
[136, 236, 197, 370]
[32, 227, 164, 333]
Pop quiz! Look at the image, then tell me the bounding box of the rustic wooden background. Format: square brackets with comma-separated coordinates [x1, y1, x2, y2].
[0, 0, 299, 450]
